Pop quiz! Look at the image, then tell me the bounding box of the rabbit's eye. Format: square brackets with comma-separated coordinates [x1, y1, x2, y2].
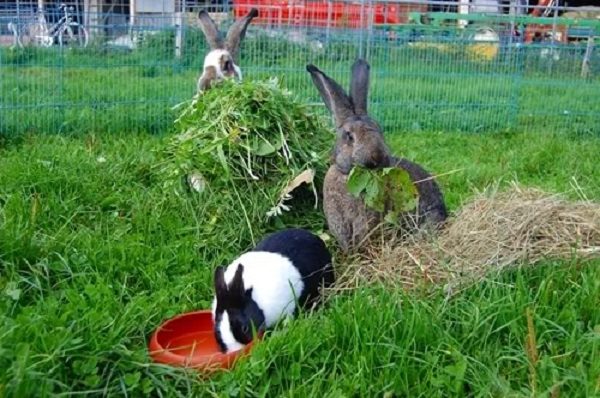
[343, 131, 354, 142]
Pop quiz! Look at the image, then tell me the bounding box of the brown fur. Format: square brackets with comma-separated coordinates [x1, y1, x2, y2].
[323, 157, 447, 252]
[308, 59, 447, 252]
[323, 165, 380, 252]
[198, 65, 218, 91]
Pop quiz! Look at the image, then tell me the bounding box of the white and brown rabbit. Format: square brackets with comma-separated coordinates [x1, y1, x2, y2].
[196, 8, 258, 92]
[306, 59, 447, 252]
[212, 228, 334, 353]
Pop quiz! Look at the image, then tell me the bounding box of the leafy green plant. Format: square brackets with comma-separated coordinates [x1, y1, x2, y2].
[347, 166, 419, 223]
[163, 78, 327, 177]
[155, 77, 332, 216]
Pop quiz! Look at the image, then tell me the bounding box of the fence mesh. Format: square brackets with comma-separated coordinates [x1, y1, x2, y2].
[1, 1, 599, 138]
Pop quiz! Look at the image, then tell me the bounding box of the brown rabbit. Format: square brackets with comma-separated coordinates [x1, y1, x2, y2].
[196, 8, 259, 92]
[306, 59, 447, 252]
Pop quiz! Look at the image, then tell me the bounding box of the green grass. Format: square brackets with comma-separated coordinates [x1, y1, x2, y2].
[1, 130, 600, 396]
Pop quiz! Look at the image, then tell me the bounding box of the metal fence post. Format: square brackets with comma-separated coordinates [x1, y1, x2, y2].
[182, 0, 187, 57]
[581, 36, 594, 79]
[60, 36, 66, 134]
[175, 11, 183, 59]
[511, 30, 525, 132]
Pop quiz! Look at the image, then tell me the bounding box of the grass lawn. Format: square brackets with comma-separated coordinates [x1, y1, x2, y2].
[1, 130, 600, 396]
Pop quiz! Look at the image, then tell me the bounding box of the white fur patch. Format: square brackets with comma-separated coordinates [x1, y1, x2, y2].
[203, 49, 242, 80]
[234, 64, 242, 80]
[212, 251, 304, 352]
[222, 251, 304, 328]
[217, 311, 245, 353]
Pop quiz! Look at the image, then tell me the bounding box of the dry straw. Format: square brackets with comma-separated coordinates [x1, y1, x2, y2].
[333, 183, 600, 295]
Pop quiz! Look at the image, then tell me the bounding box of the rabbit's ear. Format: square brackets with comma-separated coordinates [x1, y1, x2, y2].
[225, 8, 259, 62]
[198, 10, 224, 50]
[306, 64, 355, 127]
[214, 266, 228, 301]
[350, 58, 370, 116]
[230, 263, 245, 297]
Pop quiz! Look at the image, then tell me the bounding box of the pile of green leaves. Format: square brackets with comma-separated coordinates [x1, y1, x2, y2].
[347, 166, 419, 224]
[154, 78, 333, 244]
[158, 78, 331, 186]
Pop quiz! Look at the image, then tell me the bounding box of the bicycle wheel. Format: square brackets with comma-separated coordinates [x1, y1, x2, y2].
[59, 24, 88, 48]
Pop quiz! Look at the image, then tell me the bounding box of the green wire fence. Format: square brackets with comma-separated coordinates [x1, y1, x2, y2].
[0, 3, 599, 138]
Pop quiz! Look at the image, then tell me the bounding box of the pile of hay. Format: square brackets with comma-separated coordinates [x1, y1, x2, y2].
[336, 184, 600, 293]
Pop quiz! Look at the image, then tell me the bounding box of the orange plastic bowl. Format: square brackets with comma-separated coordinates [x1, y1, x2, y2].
[148, 310, 259, 372]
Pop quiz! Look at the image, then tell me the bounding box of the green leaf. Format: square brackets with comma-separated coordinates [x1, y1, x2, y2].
[383, 167, 419, 213]
[5, 282, 21, 301]
[141, 378, 154, 394]
[123, 371, 141, 388]
[99, 195, 119, 210]
[347, 166, 419, 218]
[364, 176, 385, 212]
[444, 351, 468, 393]
[215, 144, 229, 176]
[252, 136, 282, 156]
[384, 211, 400, 225]
[75, 358, 98, 375]
[84, 374, 101, 388]
[347, 166, 372, 198]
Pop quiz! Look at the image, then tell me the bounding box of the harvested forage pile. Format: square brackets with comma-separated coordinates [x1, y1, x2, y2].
[156, 78, 333, 217]
[335, 184, 600, 294]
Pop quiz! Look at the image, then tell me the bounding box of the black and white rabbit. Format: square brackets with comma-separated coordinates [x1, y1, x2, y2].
[212, 228, 334, 353]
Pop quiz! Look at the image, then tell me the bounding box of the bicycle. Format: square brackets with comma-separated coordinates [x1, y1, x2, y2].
[16, 3, 88, 48]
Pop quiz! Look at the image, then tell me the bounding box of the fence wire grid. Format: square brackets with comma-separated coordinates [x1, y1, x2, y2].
[1, 0, 599, 137]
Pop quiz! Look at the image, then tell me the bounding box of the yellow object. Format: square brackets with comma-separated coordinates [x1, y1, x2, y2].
[467, 27, 500, 61]
[408, 42, 459, 53]
[467, 42, 499, 61]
